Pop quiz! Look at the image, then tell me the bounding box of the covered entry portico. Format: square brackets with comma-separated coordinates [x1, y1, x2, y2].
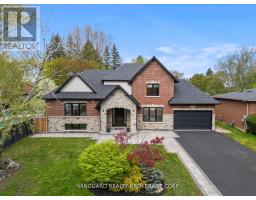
[100, 88, 138, 133]
[106, 108, 131, 131]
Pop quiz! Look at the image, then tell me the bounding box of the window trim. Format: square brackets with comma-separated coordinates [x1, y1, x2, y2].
[64, 123, 87, 130]
[142, 107, 163, 122]
[146, 83, 160, 97]
[64, 103, 87, 116]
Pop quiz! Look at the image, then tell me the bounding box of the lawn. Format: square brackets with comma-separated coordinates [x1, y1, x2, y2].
[216, 120, 256, 152]
[0, 137, 201, 196]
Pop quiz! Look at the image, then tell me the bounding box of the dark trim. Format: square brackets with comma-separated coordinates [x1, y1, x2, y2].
[169, 102, 220, 105]
[130, 56, 179, 83]
[55, 74, 96, 93]
[64, 103, 87, 116]
[214, 97, 256, 103]
[168, 98, 220, 105]
[142, 107, 163, 122]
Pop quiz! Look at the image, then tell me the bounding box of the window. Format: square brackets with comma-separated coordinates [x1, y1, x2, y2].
[147, 84, 159, 96]
[143, 107, 163, 122]
[64, 103, 86, 116]
[65, 124, 87, 130]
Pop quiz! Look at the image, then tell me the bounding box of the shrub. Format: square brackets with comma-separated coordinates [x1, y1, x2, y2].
[140, 165, 164, 195]
[78, 140, 129, 185]
[114, 131, 131, 147]
[127, 137, 165, 167]
[123, 164, 145, 193]
[246, 114, 256, 134]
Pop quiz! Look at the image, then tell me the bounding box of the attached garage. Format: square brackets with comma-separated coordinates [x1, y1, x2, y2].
[174, 110, 212, 130]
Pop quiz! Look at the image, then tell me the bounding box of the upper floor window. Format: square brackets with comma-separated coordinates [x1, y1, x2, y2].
[146, 84, 159, 96]
[64, 103, 86, 116]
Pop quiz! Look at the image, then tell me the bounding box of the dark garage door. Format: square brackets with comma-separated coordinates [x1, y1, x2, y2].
[174, 111, 212, 130]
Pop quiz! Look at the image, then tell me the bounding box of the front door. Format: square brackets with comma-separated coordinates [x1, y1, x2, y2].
[113, 108, 125, 126]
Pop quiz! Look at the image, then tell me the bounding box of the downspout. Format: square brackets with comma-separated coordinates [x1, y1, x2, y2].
[244, 102, 249, 131]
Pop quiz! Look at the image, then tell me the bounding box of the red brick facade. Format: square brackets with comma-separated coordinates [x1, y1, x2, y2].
[131, 61, 174, 114]
[46, 100, 100, 116]
[215, 99, 248, 129]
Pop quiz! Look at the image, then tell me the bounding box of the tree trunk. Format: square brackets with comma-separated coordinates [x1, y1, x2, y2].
[0, 143, 3, 161]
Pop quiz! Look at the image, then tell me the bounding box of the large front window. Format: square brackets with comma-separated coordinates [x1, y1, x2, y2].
[146, 84, 159, 96]
[143, 107, 163, 122]
[65, 124, 87, 130]
[64, 103, 86, 116]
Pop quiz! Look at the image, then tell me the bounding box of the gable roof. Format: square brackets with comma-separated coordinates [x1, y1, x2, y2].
[101, 56, 179, 83]
[169, 79, 220, 105]
[101, 85, 140, 107]
[214, 89, 256, 102]
[55, 74, 96, 93]
[131, 56, 179, 83]
[44, 70, 116, 100]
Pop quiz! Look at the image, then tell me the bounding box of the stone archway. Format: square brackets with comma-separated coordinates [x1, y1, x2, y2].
[100, 88, 137, 133]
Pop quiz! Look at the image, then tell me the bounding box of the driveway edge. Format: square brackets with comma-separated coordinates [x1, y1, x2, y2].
[173, 138, 222, 196]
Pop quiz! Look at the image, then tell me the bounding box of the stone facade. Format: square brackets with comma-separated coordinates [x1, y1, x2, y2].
[100, 89, 137, 133]
[48, 116, 100, 133]
[137, 114, 173, 130]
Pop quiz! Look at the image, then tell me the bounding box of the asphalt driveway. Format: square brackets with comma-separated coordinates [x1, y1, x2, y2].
[176, 131, 256, 196]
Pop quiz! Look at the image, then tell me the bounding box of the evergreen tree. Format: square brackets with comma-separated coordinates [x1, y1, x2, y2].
[66, 34, 79, 58]
[81, 39, 101, 63]
[110, 44, 122, 69]
[132, 55, 147, 64]
[206, 68, 213, 76]
[102, 46, 111, 69]
[45, 34, 66, 60]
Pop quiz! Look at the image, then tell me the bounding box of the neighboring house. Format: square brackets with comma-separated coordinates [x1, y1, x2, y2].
[214, 89, 256, 130]
[43, 56, 219, 133]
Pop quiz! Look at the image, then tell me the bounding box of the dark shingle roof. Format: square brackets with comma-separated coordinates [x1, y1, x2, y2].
[214, 89, 256, 102]
[43, 70, 117, 100]
[169, 79, 220, 105]
[101, 63, 143, 81]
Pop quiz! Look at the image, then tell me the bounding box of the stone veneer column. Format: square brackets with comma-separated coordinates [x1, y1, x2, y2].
[100, 89, 137, 134]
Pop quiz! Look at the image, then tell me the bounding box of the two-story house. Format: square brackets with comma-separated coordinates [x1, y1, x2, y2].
[43, 56, 219, 133]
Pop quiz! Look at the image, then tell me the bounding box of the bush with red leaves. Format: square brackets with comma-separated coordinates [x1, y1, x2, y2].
[127, 136, 165, 167]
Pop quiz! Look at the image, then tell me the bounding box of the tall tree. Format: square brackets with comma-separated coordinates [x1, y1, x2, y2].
[66, 25, 111, 58]
[45, 34, 66, 60]
[132, 55, 147, 64]
[0, 54, 45, 162]
[189, 74, 208, 92]
[215, 47, 256, 90]
[206, 68, 213, 76]
[111, 44, 122, 69]
[81, 39, 101, 64]
[102, 46, 111, 69]
[170, 70, 184, 79]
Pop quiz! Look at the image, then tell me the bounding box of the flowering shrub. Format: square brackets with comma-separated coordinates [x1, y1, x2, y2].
[127, 136, 165, 167]
[114, 130, 131, 146]
[150, 136, 164, 144]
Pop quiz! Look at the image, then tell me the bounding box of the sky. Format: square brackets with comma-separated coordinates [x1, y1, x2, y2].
[39, 4, 256, 77]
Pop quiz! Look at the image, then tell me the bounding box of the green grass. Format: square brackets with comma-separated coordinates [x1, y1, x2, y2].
[0, 137, 201, 196]
[156, 146, 201, 196]
[216, 120, 256, 152]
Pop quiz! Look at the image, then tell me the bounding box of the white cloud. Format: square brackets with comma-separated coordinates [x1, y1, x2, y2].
[157, 43, 241, 78]
[156, 46, 174, 54]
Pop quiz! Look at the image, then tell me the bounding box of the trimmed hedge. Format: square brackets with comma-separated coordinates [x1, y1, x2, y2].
[246, 114, 256, 135]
